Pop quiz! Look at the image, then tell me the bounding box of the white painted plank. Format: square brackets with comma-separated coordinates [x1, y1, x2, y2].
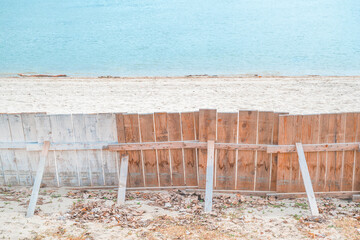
[7, 114, 31, 185]
[22, 113, 40, 184]
[97, 113, 118, 186]
[35, 114, 58, 186]
[84, 114, 104, 186]
[204, 140, 215, 213]
[50, 114, 79, 186]
[72, 114, 91, 186]
[0, 114, 18, 185]
[296, 143, 319, 216]
[26, 141, 50, 218]
[117, 155, 129, 205]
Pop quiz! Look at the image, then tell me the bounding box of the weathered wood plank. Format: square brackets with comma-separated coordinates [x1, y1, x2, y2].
[0, 114, 17, 185]
[139, 114, 159, 187]
[296, 143, 319, 216]
[181, 112, 198, 186]
[50, 114, 79, 186]
[97, 113, 118, 186]
[123, 114, 144, 187]
[34, 114, 58, 187]
[22, 113, 41, 185]
[237, 111, 257, 190]
[154, 112, 172, 186]
[168, 113, 185, 186]
[198, 109, 217, 188]
[256, 112, 274, 191]
[204, 140, 215, 213]
[84, 114, 104, 186]
[72, 114, 91, 186]
[8, 114, 31, 186]
[215, 113, 237, 190]
[267, 143, 360, 153]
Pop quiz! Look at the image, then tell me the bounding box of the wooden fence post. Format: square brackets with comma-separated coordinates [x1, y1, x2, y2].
[204, 140, 215, 213]
[117, 155, 129, 205]
[26, 141, 50, 218]
[296, 143, 319, 216]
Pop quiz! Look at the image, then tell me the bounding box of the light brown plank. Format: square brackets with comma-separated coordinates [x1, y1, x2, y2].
[354, 113, 360, 191]
[270, 113, 280, 191]
[255, 112, 274, 191]
[237, 111, 258, 190]
[168, 113, 185, 186]
[299, 114, 320, 192]
[215, 113, 237, 190]
[139, 114, 159, 187]
[342, 113, 357, 191]
[181, 112, 198, 186]
[154, 112, 172, 186]
[123, 114, 144, 187]
[198, 109, 217, 188]
[276, 115, 294, 192]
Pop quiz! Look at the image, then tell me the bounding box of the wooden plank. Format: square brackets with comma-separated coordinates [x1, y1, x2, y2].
[299, 115, 320, 192]
[215, 113, 237, 190]
[97, 113, 118, 186]
[34, 114, 58, 187]
[353, 195, 360, 202]
[255, 112, 274, 191]
[295, 143, 319, 216]
[116, 113, 126, 186]
[267, 142, 360, 153]
[354, 113, 360, 191]
[7, 114, 31, 186]
[237, 111, 257, 190]
[342, 113, 357, 191]
[154, 112, 172, 186]
[317, 114, 329, 192]
[325, 114, 345, 191]
[277, 115, 294, 192]
[270, 113, 280, 191]
[181, 112, 198, 186]
[139, 114, 158, 187]
[123, 114, 144, 187]
[50, 115, 79, 186]
[267, 191, 360, 200]
[72, 114, 91, 186]
[117, 155, 129, 205]
[26, 141, 50, 218]
[290, 115, 302, 192]
[204, 140, 215, 213]
[21, 113, 41, 185]
[0, 114, 17, 185]
[167, 113, 185, 186]
[198, 109, 217, 188]
[84, 114, 104, 186]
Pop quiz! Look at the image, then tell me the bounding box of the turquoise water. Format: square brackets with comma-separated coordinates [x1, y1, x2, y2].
[1, 0, 360, 76]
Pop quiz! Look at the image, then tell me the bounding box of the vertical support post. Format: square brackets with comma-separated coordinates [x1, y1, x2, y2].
[204, 140, 215, 213]
[117, 155, 129, 205]
[296, 143, 319, 216]
[26, 141, 50, 218]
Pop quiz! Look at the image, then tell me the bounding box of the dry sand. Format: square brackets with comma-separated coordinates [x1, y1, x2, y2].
[0, 187, 359, 240]
[1, 75, 360, 114]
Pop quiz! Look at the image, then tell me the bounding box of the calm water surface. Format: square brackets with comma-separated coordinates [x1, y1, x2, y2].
[0, 0, 360, 76]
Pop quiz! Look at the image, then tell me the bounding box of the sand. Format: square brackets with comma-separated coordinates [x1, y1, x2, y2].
[1, 187, 359, 240]
[1, 75, 360, 114]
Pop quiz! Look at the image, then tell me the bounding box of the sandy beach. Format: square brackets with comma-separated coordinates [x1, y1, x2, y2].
[1, 187, 359, 240]
[1, 75, 360, 114]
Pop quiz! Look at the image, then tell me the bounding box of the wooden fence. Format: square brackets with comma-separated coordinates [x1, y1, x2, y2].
[0, 110, 359, 193]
